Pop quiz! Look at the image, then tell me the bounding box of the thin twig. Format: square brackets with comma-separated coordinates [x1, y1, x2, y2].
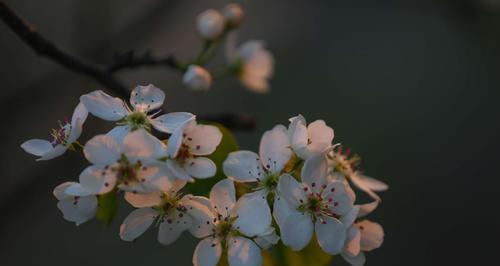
[106, 50, 185, 73]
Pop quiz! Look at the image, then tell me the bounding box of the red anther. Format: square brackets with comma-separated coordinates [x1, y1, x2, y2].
[345, 148, 351, 157]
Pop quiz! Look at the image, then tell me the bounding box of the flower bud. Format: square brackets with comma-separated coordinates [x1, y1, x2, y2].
[182, 65, 212, 91]
[196, 9, 225, 40]
[223, 4, 244, 27]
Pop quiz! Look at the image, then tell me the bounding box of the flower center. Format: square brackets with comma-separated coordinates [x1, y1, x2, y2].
[50, 117, 71, 147]
[111, 155, 145, 186]
[153, 193, 187, 224]
[297, 186, 340, 223]
[329, 148, 361, 177]
[122, 111, 150, 130]
[260, 174, 279, 190]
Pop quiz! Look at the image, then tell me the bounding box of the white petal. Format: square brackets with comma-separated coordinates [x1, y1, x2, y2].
[322, 181, 355, 216]
[124, 192, 162, 208]
[288, 115, 308, 157]
[356, 174, 389, 191]
[272, 195, 293, 229]
[130, 84, 165, 112]
[166, 160, 193, 181]
[186, 157, 217, 179]
[151, 112, 195, 133]
[193, 238, 222, 266]
[83, 135, 121, 166]
[106, 125, 131, 143]
[64, 182, 92, 197]
[80, 90, 128, 121]
[184, 196, 216, 238]
[158, 212, 190, 245]
[223, 151, 262, 182]
[345, 226, 361, 257]
[357, 201, 379, 218]
[119, 208, 157, 241]
[53, 182, 75, 200]
[307, 120, 334, 150]
[232, 196, 271, 237]
[185, 123, 222, 156]
[37, 145, 68, 161]
[301, 152, 329, 192]
[280, 211, 313, 251]
[57, 195, 97, 226]
[341, 251, 366, 266]
[277, 174, 305, 208]
[350, 174, 381, 202]
[21, 139, 53, 157]
[340, 206, 360, 228]
[209, 179, 236, 217]
[167, 125, 184, 158]
[228, 236, 262, 266]
[259, 125, 292, 174]
[79, 165, 116, 195]
[357, 220, 384, 251]
[254, 227, 280, 250]
[68, 102, 89, 143]
[122, 128, 166, 160]
[315, 216, 346, 255]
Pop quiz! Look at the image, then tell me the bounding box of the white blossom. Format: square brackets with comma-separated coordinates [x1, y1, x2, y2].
[53, 181, 97, 226]
[277, 150, 359, 254]
[223, 124, 293, 227]
[80, 84, 195, 142]
[79, 128, 166, 194]
[21, 102, 88, 161]
[120, 179, 197, 244]
[341, 219, 385, 266]
[187, 179, 275, 266]
[226, 34, 274, 93]
[288, 114, 334, 160]
[328, 146, 388, 201]
[183, 65, 213, 91]
[165, 120, 222, 181]
[197, 9, 225, 40]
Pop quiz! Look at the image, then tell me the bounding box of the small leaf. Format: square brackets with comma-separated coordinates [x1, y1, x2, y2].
[95, 189, 118, 225]
[264, 237, 333, 266]
[185, 123, 239, 196]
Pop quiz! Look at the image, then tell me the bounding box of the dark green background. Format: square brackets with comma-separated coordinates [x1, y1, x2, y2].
[1, 0, 499, 265]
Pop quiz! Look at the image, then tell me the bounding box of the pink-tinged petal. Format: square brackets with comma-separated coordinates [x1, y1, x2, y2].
[185, 124, 222, 156]
[223, 151, 263, 183]
[307, 120, 334, 148]
[350, 174, 381, 202]
[232, 196, 272, 237]
[122, 128, 166, 160]
[277, 174, 305, 208]
[356, 174, 389, 191]
[345, 226, 361, 257]
[151, 112, 195, 133]
[280, 211, 313, 251]
[80, 90, 128, 121]
[209, 179, 236, 217]
[341, 251, 366, 266]
[79, 165, 116, 195]
[124, 192, 162, 208]
[315, 216, 346, 255]
[119, 208, 157, 241]
[166, 160, 193, 181]
[184, 196, 215, 238]
[158, 212, 190, 245]
[357, 201, 379, 218]
[83, 135, 121, 166]
[259, 125, 292, 174]
[357, 220, 384, 251]
[185, 157, 216, 179]
[301, 152, 329, 192]
[130, 84, 165, 112]
[228, 236, 262, 266]
[193, 237, 222, 266]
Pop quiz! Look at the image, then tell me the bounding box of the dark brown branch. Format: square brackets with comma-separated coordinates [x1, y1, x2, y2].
[0, 1, 129, 97]
[106, 50, 185, 73]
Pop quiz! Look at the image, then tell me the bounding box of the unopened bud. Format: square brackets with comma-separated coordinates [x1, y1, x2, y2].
[196, 9, 225, 40]
[223, 4, 244, 27]
[182, 65, 212, 91]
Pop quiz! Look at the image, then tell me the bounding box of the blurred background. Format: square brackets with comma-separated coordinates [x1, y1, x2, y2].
[1, 0, 500, 265]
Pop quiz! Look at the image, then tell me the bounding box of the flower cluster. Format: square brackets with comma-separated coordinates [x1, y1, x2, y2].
[20, 4, 387, 266]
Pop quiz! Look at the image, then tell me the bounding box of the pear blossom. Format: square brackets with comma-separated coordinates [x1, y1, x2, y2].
[277, 150, 359, 254]
[183, 65, 213, 91]
[197, 9, 225, 40]
[80, 84, 195, 142]
[79, 128, 166, 194]
[53, 181, 97, 226]
[21, 102, 88, 161]
[120, 179, 197, 244]
[187, 179, 275, 266]
[223, 3, 244, 27]
[288, 114, 334, 160]
[226, 34, 274, 93]
[223, 124, 293, 226]
[341, 220, 385, 266]
[165, 120, 222, 181]
[327, 146, 388, 201]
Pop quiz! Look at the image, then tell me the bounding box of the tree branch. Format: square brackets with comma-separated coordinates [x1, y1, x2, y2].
[106, 50, 185, 73]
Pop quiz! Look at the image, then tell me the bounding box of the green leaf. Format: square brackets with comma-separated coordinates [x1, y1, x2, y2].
[185, 123, 239, 196]
[264, 238, 333, 266]
[95, 189, 118, 225]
